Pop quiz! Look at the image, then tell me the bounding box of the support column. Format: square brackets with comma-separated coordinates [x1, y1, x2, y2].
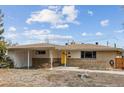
[27, 49, 30, 69]
[49, 49, 53, 70]
[64, 51, 67, 67]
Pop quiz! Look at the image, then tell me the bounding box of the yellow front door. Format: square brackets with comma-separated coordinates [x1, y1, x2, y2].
[61, 50, 67, 65]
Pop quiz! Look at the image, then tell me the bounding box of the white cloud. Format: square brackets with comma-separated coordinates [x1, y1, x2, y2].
[23, 29, 50, 37]
[96, 32, 103, 36]
[62, 6, 78, 23]
[87, 10, 94, 16]
[7, 33, 17, 39]
[82, 32, 87, 36]
[82, 32, 103, 37]
[26, 6, 79, 29]
[23, 29, 72, 41]
[26, 9, 61, 25]
[8, 26, 16, 32]
[4, 33, 17, 40]
[100, 19, 109, 27]
[52, 24, 69, 29]
[114, 29, 124, 33]
[4, 26, 17, 40]
[81, 32, 93, 36]
[48, 6, 61, 12]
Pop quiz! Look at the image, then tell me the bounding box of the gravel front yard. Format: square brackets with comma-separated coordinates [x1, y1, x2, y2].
[0, 69, 124, 87]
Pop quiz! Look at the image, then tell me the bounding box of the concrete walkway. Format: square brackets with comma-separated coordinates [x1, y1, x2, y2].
[52, 66, 124, 75]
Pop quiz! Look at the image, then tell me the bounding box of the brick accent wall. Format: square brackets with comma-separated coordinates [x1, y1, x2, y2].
[67, 58, 113, 70]
[32, 58, 113, 70]
[32, 58, 60, 68]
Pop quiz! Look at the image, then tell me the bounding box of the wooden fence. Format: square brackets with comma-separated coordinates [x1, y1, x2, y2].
[115, 58, 124, 69]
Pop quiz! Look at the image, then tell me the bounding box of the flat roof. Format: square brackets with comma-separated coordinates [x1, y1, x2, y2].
[7, 43, 63, 50]
[7, 43, 123, 52]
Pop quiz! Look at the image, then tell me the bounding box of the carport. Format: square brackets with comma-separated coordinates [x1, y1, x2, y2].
[7, 43, 62, 69]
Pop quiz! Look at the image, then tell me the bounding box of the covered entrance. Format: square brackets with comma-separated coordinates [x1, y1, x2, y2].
[32, 49, 67, 69]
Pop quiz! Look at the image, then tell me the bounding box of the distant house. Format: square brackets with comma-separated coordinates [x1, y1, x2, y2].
[7, 43, 123, 69]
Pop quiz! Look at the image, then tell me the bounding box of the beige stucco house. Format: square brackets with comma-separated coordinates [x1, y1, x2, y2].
[7, 43, 123, 69]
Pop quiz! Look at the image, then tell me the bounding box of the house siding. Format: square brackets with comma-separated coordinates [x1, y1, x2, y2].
[67, 50, 119, 62]
[8, 48, 122, 69]
[66, 51, 121, 69]
[97, 51, 117, 62]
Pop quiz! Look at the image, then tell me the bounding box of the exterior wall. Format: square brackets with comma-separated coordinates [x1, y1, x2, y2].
[67, 59, 111, 69]
[32, 58, 60, 68]
[52, 50, 61, 58]
[66, 50, 121, 69]
[31, 49, 61, 68]
[67, 50, 80, 58]
[32, 50, 50, 58]
[67, 50, 120, 62]
[32, 49, 61, 58]
[97, 51, 118, 62]
[8, 48, 122, 69]
[32, 58, 50, 68]
[8, 49, 32, 68]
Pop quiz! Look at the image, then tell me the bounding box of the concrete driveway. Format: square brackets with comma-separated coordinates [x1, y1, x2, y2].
[52, 66, 124, 75]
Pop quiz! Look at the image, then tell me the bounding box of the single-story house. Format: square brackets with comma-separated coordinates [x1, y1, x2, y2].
[7, 43, 123, 69]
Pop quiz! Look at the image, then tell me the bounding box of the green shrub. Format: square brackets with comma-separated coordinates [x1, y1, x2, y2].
[0, 55, 14, 68]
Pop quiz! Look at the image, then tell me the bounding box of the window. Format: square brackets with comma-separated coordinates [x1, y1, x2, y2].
[81, 51, 96, 59]
[85, 52, 92, 58]
[81, 51, 84, 58]
[35, 50, 46, 55]
[93, 51, 96, 58]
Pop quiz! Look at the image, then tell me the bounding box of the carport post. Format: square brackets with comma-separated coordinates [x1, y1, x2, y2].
[27, 49, 30, 69]
[50, 49, 53, 70]
[64, 50, 67, 67]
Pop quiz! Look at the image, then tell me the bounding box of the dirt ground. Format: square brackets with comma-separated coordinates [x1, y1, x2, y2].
[0, 69, 124, 87]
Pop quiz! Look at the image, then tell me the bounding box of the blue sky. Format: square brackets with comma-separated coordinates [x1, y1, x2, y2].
[0, 5, 124, 48]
